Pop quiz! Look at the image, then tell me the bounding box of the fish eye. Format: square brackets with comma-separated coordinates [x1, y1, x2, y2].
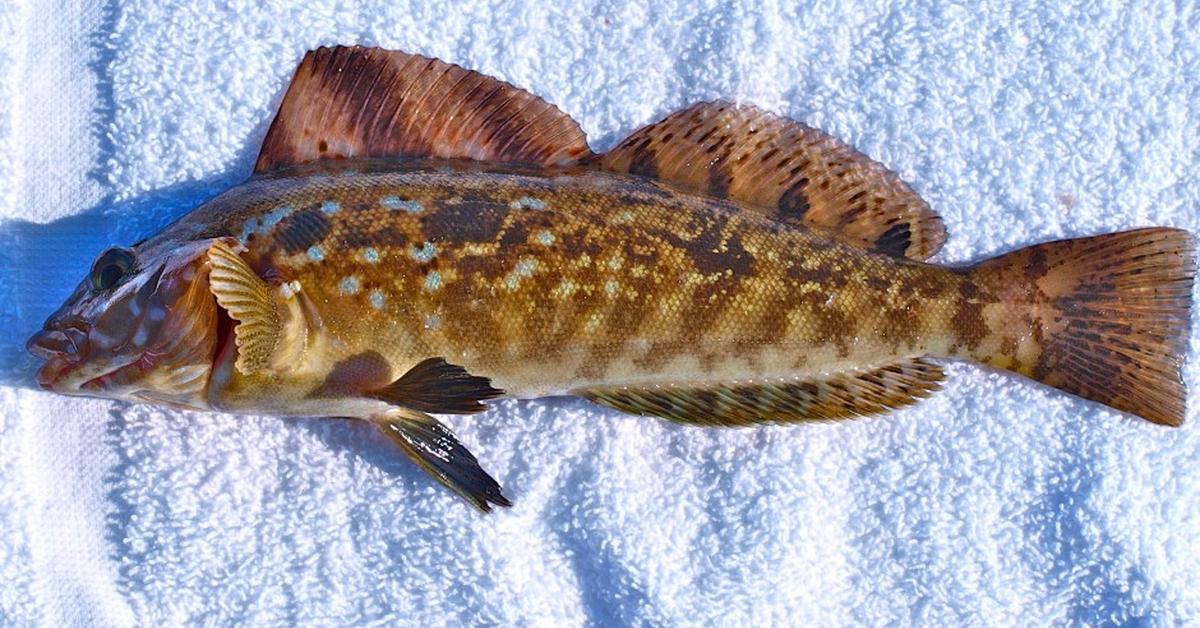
[89, 247, 136, 291]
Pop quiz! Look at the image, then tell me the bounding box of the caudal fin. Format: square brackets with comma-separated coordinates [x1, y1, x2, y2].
[968, 228, 1195, 426]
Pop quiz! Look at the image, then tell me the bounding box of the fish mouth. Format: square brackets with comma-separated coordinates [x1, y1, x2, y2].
[28, 329, 141, 393]
[27, 323, 94, 390]
[31, 353, 140, 393]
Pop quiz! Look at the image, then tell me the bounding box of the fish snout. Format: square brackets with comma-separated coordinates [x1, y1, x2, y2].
[27, 320, 91, 360]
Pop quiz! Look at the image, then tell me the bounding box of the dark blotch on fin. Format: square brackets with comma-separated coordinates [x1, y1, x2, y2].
[625, 138, 658, 179]
[375, 410, 511, 512]
[777, 176, 811, 219]
[370, 357, 504, 414]
[874, 222, 912, 258]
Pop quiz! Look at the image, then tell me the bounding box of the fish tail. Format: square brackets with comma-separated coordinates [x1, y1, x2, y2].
[959, 228, 1196, 425]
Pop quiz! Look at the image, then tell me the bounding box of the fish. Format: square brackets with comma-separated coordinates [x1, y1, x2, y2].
[26, 46, 1196, 511]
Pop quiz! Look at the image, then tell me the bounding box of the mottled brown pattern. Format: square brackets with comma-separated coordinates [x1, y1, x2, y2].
[145, 155, 1195, 427]
[164, 160, 967, 407]
[950, 278, 989, 352]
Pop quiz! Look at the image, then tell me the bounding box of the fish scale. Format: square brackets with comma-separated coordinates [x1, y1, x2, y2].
[27, 46, 1195, 511]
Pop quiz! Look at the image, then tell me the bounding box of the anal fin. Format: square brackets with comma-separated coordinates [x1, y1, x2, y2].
[374, 409, 511, 512]
[578, 358, 945, 426]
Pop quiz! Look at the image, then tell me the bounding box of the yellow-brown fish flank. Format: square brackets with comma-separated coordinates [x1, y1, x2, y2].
[178, 160, 968, 402]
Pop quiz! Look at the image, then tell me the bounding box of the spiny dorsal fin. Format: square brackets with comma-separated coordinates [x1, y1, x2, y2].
[374, 408, 511, 512]
[369, 357, 504, 414]
[206, 240, 283, 374]
[596, 101, 946, 261]
[578, 358, 945, 425]
[255, 46, 594, 172]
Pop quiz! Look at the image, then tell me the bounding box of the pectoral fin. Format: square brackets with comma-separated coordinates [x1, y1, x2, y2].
[374, 409, 511, 512]
[207, 240, 283, 374]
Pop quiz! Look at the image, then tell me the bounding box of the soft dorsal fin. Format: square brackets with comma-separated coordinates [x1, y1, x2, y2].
[255, 46, 594, 172]
[596, 101, 946, 261]
[578, 358, 945, 425]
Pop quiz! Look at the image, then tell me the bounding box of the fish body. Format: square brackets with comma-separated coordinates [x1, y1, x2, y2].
[181, 161, 959, 414]
[28, 46, 1196, 510]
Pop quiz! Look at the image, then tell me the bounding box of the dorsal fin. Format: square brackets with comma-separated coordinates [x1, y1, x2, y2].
[255, 46, 594, 172]
[596, 101, 946, 261]
[578, 358, 945, 425]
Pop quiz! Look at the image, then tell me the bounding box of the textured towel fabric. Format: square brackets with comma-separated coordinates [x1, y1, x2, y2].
[1, 1, 1198, 625]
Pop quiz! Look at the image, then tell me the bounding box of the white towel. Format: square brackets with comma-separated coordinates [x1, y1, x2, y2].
[2, 0, 1198, 625]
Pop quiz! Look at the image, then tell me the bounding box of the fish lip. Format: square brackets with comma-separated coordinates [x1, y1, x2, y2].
[26, 329, 70, 360]
[34, 356, 80, 390]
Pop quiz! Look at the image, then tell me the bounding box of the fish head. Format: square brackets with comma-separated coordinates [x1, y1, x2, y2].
[26, 238, 221, 409]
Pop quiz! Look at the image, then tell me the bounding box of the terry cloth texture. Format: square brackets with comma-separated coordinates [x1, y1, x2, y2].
[0, 1, 1198, 625]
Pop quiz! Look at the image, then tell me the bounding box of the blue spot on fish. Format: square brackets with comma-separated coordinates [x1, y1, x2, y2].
[381, 196, 423, 213]
[307, 245, 325, 262]
[362, 247, 380, 264]
[411, 242, 437, 262]
[321, 200, 341, 215]
[510, 196, 546, 211]
[340, 276, 361, 295]
[514, 259, 537, 276]
[240, 217, 260, 242]
[369, 289, 386, 310]
[262, 205, 294, 230]
[424, 271, 443, 291]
